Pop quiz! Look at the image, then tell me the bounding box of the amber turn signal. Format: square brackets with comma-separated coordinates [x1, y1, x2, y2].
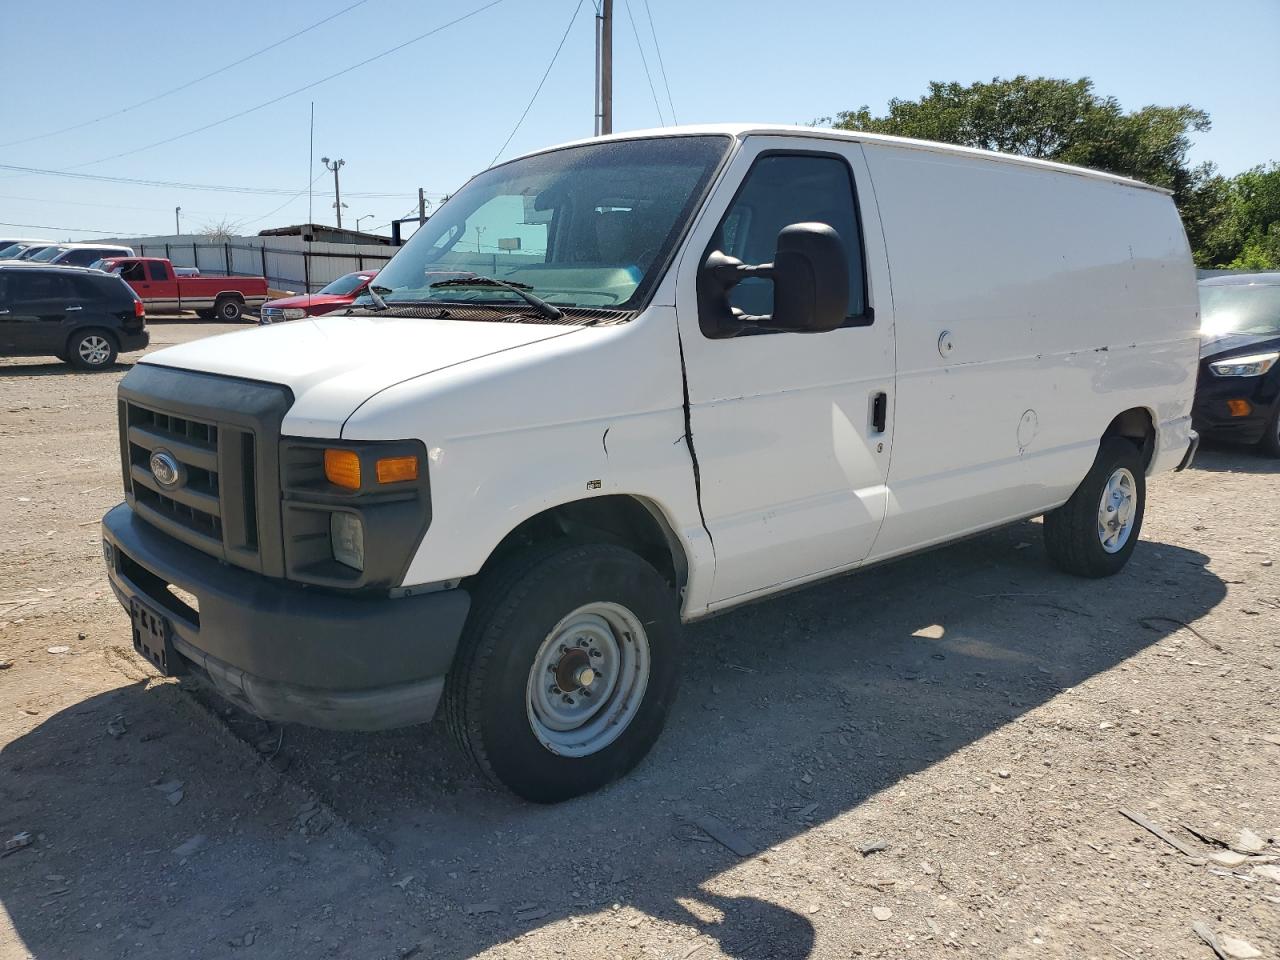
[375, 455, 419, 484]
[324, 449, 362, 489]
[1227, 399, 1252, 417]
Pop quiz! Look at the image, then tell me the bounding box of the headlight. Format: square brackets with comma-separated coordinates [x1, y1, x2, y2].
[1209, 352, 1279, 377]
[282, 307, 307, 320]
[330, 512, 365, 571]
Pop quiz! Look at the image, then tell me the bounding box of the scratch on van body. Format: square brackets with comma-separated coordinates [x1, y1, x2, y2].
[602, 427, 610, 459]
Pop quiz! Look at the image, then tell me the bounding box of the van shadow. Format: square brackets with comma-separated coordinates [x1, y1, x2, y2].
[1187, 439, 1280, 475]
[1, 523, 1226, 959]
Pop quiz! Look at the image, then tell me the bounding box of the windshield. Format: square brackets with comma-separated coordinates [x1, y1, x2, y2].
[29, 245, 68, 262]
[0, 243, 26, 258]
[1200, 282, 1280, 337]
[318, 272, 372, 296]
[366, 135, 730, 314]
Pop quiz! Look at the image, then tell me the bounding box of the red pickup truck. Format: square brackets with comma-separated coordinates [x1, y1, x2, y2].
[99, 257, 268, 321]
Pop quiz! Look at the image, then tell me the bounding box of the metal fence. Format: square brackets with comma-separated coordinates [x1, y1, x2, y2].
[108, 234, 398, 294]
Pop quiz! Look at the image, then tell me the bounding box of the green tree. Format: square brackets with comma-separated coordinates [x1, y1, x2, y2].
[823, 76, 1235, 266]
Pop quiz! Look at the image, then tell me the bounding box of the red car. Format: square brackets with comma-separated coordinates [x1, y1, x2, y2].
[258, 270, 379, 323]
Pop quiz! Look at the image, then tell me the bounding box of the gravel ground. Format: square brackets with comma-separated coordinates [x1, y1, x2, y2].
[1, 321, 1278, 960]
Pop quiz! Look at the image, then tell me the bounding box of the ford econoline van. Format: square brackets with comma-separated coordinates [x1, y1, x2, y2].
[101, 125, 1200, 801]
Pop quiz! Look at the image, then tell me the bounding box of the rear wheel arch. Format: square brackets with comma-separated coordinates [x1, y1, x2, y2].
[1102, 407, 1156, 469]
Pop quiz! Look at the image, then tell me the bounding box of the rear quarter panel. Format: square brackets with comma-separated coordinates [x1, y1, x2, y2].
[861, 142, 1199, 558]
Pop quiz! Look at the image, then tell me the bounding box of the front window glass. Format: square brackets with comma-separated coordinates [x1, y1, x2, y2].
[1200, 283, 1280, 336]
[366, 135, 730, 315]
[0, 243, 26, 258]
[16, 245, 51, 260]
[318, 273, 371, 296]
[29, 245, 68, 262]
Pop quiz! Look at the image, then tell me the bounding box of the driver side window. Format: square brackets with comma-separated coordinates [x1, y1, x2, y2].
[714, 153, 868, 326]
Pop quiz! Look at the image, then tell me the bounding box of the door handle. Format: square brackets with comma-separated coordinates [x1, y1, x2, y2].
[871, 392, 888, 434]
[66, 305, 83, 311]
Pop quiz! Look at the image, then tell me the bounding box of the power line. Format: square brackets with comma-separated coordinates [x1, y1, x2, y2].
[0, 0, 371, 150]
[0, 162, 428, 198]
[62, 0, 507, 170]
[642, 0, 677, 124]
[0, 220, 122, 236]
[489, 0, 585, 167]
[233, 173, 329, 231]
[622, 0, 665, 126]
[0, 191, 221, 215]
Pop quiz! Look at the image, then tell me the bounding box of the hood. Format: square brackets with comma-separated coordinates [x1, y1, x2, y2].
[264, 292, 350, 312]
[140, 314, 583, 436]
[1199, 331, 1280, 359]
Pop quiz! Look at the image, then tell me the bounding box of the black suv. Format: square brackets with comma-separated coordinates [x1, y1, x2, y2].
[0, 264, 148, 369]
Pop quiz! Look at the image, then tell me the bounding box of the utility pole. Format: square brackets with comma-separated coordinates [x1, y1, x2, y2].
[321, 157, 345, 228]
[594, 0, 612, 135]
[174, 206, 181, 235]
[418, 187, 427, 225]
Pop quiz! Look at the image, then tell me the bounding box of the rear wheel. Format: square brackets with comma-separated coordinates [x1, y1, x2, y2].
[444, 542, 681, 803]
[67, 329, 118, 370]
[1043, 437, 1146, 577]
[195, 309, 216, 320]
[214, 297, 243, 322]
[1259, 406, 1280, 458]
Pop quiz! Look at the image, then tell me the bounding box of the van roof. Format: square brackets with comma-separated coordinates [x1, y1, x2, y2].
[506, 123, 1173, 195]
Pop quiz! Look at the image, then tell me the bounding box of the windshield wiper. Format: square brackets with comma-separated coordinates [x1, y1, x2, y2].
[429, 274, 563, 320]
[364, 283, 391, 311]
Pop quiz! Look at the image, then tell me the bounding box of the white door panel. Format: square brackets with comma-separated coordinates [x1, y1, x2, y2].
[674, 138, 896, 607]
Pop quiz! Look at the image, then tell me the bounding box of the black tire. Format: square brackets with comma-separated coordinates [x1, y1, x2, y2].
[1043, 437, 1146, 578]
[444, 542, 681, 803]
[1259, 406, 1280, 458]
[214, 297, 243, 322]
[195, 309, 217, 320]
[66, 329, 118, 370]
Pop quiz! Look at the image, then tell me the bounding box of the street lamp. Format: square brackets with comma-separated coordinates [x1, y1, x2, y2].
[355, 214, 376, 232]
[320, 156, 345, 228]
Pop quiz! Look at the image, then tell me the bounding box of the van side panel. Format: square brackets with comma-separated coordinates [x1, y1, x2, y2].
[861, 142, 1199, 560]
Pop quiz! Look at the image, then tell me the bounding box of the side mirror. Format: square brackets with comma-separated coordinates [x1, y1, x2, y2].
[697, 222, 848, 338]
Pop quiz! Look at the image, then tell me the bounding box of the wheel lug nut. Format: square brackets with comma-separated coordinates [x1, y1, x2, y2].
[550, 686, 561, 695]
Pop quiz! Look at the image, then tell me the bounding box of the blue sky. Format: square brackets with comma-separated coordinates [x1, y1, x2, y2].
[1, 0, 1276, 242]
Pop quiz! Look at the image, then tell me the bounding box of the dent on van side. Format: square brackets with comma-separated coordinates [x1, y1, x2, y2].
[99, 124, 1200, 802]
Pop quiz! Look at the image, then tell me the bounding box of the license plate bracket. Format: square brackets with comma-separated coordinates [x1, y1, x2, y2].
[130, 598, 182, 676]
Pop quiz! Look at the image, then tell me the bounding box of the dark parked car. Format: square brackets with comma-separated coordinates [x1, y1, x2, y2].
[0, 264, 149, 369]
[1194, 273, 1280, 456]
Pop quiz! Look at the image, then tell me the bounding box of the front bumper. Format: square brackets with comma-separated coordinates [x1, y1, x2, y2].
[102, 503, 470, 731]
[1192, 370, 1279, 445]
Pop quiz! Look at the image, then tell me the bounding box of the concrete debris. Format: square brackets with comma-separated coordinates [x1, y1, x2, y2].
[393, 875, 414, 890]
[1220, 936, 1262, 959]
[1251, 865, 1280, 883]
[1233, 829, 1265, 854]
[1212, 851, 1250, 868]
[691, 814, 756, 857]
[106, 715, 127, 739]
[859, 840, 890, 856]
[173, 834, 206, 858]
[46, 645, 69, 655]
[872, 906, 893, 921]
[3, 832, 32, 857]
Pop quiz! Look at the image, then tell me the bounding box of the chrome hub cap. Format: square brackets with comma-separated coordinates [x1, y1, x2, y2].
[1097, 467, 1137, 554]
[526, 602, 650, 758]
[79, 336, 110, 365]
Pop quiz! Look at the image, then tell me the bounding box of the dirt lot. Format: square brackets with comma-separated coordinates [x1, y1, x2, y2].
[1, 320, 1278, 960]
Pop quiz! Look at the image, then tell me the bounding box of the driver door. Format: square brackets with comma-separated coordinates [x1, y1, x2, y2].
[674, 138, 896, 609]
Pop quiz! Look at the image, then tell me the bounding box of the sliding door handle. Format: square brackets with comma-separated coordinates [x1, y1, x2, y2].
[871, 392, 888, 434]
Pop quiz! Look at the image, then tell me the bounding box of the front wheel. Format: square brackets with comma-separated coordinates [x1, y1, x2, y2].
[1259, 406, 1280, 458]
[444, 542, 681, 803]
[1043, 437, 1146, 577]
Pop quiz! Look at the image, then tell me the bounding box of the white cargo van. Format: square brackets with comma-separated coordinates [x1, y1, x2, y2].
[101, 125, 1200, 801]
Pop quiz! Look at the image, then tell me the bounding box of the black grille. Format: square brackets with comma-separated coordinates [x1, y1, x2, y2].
[117, 364, 293, 577]
[125, 403, 231, 550]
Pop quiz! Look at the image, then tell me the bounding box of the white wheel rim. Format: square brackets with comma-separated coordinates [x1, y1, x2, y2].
[78, 335, 110, 365]
[1097, 467, 1137, 554]
[525, 602, 650, 758]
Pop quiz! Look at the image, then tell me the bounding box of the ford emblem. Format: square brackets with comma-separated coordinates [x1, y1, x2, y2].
[150, 450, 181, 488]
